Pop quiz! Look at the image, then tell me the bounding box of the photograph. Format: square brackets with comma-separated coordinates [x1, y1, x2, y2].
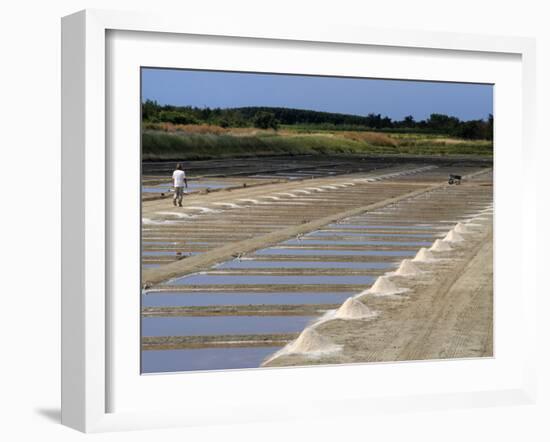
[139, 68, 494, 374]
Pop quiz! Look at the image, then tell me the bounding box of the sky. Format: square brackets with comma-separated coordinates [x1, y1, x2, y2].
[141, 68, 493, 121]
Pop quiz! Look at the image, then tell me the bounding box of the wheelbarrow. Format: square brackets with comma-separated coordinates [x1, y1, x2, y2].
[448, 174, 462, 185]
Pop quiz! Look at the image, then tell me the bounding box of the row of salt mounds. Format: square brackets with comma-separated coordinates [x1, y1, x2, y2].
[399, 259, 423, 275]
[443, 230, 464, 243]
[334, 297, 377, 319]
[413, 247, 438, 262]
[430, 239, 453, 252]
[263, 327, 342, 364]
[388, 259, 424, 276]
[454, 222, 475, 234]
[360, 275, 409, 297]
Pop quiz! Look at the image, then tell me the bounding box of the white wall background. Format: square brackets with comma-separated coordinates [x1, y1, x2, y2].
[0, 1, 547, 440]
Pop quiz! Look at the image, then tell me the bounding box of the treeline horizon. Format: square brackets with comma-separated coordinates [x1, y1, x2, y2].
[142, 100, 493, 140]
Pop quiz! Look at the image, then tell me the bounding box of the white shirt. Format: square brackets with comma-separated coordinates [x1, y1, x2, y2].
[172, 170, 186, 187]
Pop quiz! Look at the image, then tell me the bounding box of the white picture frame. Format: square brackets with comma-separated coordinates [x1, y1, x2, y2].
[61, 9, 537, 433]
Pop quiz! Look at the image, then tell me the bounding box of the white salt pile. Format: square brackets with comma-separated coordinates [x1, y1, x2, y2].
[334, 297, 377, 320]
[394, 259, 423, 276]
[306, 187, 325, 192]
[413, 247, 437, 262]
[430, 239, 453, 252]
[285, 327, 341, 354]
[443, 230, 464, 242]
[366, 276, 409, 296]
[275, 193, 298, 198]
[212, 202, 242, 209]
[371, 276, 398, 293]
[156, 211, 194, 218]
[263, 327, 342, 364]
[454, 222, 472, 234]
[186, 206, 221, 214]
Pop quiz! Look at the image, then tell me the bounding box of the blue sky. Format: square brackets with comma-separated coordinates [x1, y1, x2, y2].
[142, 68, 493, 121]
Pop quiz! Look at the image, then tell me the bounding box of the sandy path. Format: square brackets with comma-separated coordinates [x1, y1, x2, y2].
[396, 236, 493, 360]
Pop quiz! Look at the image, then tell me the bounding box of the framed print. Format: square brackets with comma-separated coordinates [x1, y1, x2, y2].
[138, 68, 495, 374]
[61, 9, 537, 433]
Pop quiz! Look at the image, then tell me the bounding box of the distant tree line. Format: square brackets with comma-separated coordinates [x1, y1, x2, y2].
[142, 100, 493, 140]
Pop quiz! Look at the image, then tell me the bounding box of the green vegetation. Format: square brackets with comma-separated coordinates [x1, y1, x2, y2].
[143, 100, 493, 140]
[141, 101, 493, 161]
[253, 111, 279, 130]
[142, 129, 492, 161]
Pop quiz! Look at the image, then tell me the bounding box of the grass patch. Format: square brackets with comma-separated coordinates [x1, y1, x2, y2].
[142, 127, 493, 161]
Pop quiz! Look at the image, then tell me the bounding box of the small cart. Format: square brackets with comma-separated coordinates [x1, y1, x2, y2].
[448, 174, 462, 185]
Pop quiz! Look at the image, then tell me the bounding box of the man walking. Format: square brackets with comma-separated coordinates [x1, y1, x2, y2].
[172, 163, 188, 207]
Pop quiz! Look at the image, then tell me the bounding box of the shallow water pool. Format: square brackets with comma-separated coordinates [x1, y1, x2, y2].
[141, 346, 281, 373]
[284, 239, 433, 247]
[142, 263, 162, 269]
[215, 260, 395, 270]
[254, 248, 417, 257]
[142, 291, 353, 307]
[141, 315, 316, 337]
[309, 231, 436, 238]
[167, 274, 376, 286]
[327, 224, 440, 230]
